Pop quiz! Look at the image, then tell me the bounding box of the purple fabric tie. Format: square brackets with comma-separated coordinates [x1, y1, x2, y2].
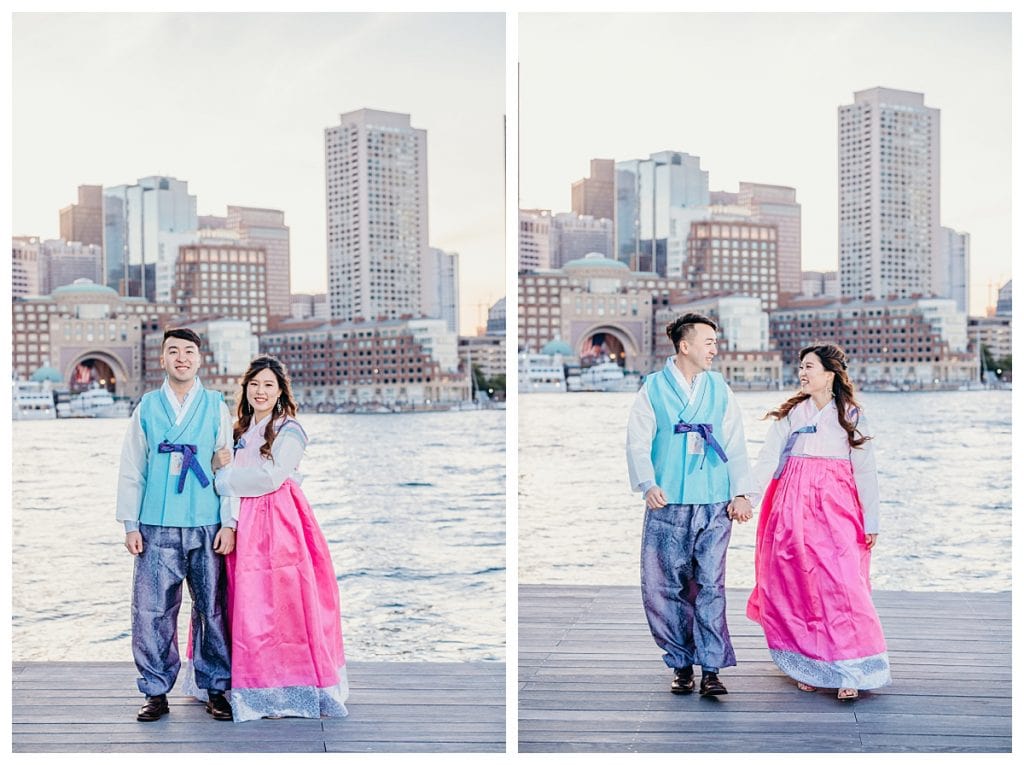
[774, 425, 817, 479]
[673, 421, 729, 468]
[158, 441, 211, 493]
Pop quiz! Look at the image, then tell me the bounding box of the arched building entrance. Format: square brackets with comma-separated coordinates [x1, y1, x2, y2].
[573, 325, 642, 371]
[65, 352, 128, 395]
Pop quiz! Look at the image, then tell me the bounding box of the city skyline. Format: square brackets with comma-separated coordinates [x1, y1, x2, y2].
[12, 12, 505, 335]
[519, 12, 1011, 316]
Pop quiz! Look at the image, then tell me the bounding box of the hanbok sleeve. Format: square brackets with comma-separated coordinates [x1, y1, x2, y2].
[215, 421, 308, 499]
[850, 412, 881, 534]
[722, 387, 754, 497]
[626, 384, 657, 493]
[748, 415, 789, 506]
[116, 406, 148, 528]
[215, 400, 240, 527]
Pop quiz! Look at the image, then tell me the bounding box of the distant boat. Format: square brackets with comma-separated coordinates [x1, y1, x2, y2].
[12, 380, 57, 420]
[57, 384, 132, 418]
[575, 360, 642, 393]
[518, 352, 567, 393]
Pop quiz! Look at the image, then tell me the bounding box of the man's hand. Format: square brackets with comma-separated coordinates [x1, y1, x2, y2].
[644, 486, 668, 510]
[865, 533, 878, 550]
[125, 531, 144, 556]
[727, 495, 754, 523]
[211, 447, 233, 473]
[213, 527, 236, 555]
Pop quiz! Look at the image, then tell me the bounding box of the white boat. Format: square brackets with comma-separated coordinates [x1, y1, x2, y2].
[576, 360, 642, 393]
[59, 384, 132, 418]
[518, 352, 566, 393]
[12, 380, 57, 420]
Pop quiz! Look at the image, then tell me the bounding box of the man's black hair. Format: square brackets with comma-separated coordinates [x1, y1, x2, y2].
[665, 312, 718, 350]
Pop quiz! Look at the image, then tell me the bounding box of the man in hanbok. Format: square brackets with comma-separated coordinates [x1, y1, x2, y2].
[626, 313, 755, 696]
[116, 327, 236, 722]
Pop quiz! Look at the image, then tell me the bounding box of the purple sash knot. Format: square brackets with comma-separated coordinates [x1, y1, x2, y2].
[774, 424, 817, 479]
[673, 421, 729, 468]
[158, 441, 211, 493]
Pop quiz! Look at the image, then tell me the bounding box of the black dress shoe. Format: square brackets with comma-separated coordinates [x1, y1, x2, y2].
[137, 694, 169, 722]
[670, 667, 695, 694]
[700, 672, 728, 696]
[205, 692, 233, 721]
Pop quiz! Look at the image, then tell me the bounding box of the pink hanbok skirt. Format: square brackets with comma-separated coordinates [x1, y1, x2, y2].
[746, 456, 891, 690]
[225, 479, 348, 721]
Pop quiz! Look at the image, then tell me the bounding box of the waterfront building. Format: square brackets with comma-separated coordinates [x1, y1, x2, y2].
[770, 296, 975, 387]
[424, 247, 460, 334]
[39, 239, 103, 295]
[260, 317, 469, 408]
[550, 212, 614, 269]
[226, 206, 291, 320]
[838, 88, 940, 301]
[12, 236, 41, 298]
[738, 183, 802, 296]
[59, 185, 103, 248]
[615, 151, 709, 276]
[173, 241, 269, 333]
[968, 314, 1011, 364]
[936, 227, 970, 314]
[519, 208, 553, 272]
[459, 334, 506, 381]
[102, 175, 198, 302]
[11, 278, 179, 400]
[685, 219, 780, 310]
[291, 293, 330, 321]
[325, 109, 428, 323]
[653, 294, 783, 389]
[486, 297, 506, 336]
[571, 159, 616, 223]
[801, 270, 840, 299]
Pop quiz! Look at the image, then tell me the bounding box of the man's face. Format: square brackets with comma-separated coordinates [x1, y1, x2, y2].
[160, 338, 201, 384]
[678, 323, 718, 371]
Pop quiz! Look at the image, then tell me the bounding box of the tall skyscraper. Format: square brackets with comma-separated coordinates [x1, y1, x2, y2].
[615, 151, 709, 276]
[838, 87, 940, 301]
[325, 109, 428, 322]
[571, 159, 615, 222]
[103, 176, 198, 302]
[737, 183, 802, 296]
[936, 227, 970, 314]
[424, 247, 460, 334]
[226, 206, 291, 319]
[59, 185, 103, 247]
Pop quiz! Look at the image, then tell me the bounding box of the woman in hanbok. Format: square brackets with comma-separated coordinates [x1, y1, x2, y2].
[746, 344, 890, 701]
[214, 355, 349, 721]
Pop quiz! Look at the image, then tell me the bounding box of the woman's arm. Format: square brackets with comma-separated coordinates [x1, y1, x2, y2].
[850, 413, 881, 534]
[748, 416, 789, 505]
[214, 423, 307, 498]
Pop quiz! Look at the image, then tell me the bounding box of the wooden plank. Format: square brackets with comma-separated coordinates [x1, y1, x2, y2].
[518, 585, 1010, 753]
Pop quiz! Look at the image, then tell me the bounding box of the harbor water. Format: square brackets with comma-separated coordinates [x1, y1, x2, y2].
[519, 389, 1012, 592]
[12, 410, 505, 663]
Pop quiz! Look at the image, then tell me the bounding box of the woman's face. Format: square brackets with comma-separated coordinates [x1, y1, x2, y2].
[798, 352, 834, 399]
[247, 367, 281, 420]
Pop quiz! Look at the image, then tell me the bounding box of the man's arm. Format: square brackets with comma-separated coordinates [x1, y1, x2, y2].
[627, 385, 665, 507]
[721, 387, 755, 522]
[212, 400, 237, 556]
[116, 407, 147, 554]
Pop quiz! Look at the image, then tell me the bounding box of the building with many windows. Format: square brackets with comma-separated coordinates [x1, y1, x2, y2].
[39, 239, 103, 295]
[737, 182, 802, 296]
[325, 109, 429, 322]
[424, 247, 460, 333]
[226, 206, 291, 320]
[519, 208, 552, 272]
[12, 236, 41, 298]
[571, 158, 615, 222]
[838, 88, 940, 301]
[59, 185, 103, 248]
[550, 212, 614, 269]
[260, 317, 468, 409]
[770, 296, 974, 387]
[936, 227, 970, 314]
[173, 242, 269, 334]
[685, 220, 780, 310]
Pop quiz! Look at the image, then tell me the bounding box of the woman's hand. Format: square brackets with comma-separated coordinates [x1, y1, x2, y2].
[865, 533, 878, 550]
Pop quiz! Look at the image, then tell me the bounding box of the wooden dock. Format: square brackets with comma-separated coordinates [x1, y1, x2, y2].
[519, 585, 1010, 753]
[13, 660, 505, 753]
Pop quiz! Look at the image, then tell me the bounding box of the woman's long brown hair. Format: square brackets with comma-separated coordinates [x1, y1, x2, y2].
[234, 355, 299, 462]
[765, 344, 870, 449]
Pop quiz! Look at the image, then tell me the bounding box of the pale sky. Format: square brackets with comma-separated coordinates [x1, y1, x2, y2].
[12, 12, 505, 335]
[519, 12, 1012, 316]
